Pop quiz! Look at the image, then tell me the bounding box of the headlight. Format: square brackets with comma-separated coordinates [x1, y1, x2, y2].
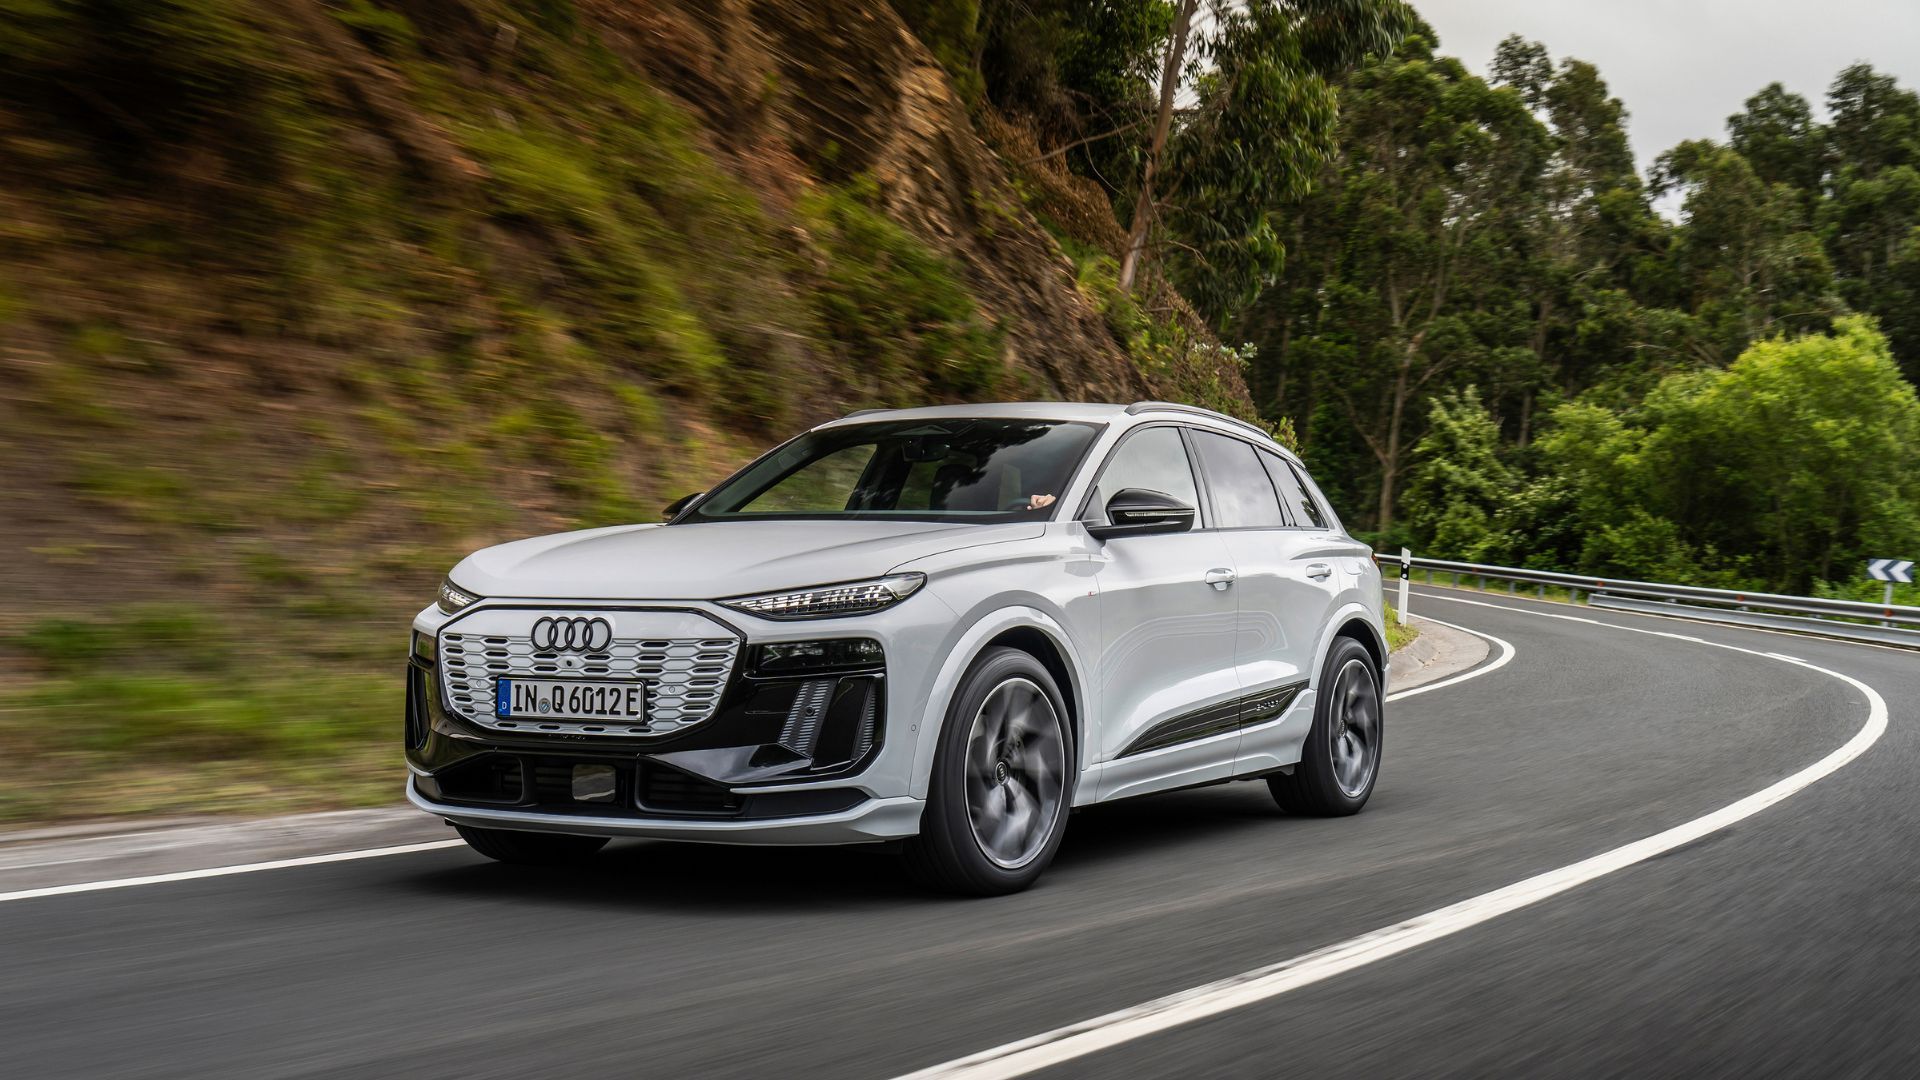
[437, 578, 480, 615]
[721, 573, 925, 620]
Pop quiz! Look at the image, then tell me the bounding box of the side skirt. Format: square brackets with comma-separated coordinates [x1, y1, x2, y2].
[1115, 682, 1308, 759]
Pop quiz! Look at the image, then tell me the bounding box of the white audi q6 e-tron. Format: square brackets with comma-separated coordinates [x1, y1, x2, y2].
[407, 402, 1388, 893]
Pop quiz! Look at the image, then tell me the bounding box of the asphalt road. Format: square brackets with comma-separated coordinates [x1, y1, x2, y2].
[3, 587, 1916, 1079]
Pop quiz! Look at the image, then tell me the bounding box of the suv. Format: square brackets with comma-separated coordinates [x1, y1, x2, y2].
[407, 402, 1387, 894]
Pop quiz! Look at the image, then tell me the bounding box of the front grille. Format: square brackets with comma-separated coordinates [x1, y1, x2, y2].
[437, 608, 740, 738]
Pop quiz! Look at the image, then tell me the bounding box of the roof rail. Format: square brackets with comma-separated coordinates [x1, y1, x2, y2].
[841, 408, 888, 418]
[1125, 401, 1273, 440]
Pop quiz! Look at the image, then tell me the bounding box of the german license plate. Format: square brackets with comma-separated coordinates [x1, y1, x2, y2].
[495, 678, 646, 721]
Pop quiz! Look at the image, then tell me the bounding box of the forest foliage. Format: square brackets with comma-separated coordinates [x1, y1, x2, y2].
[909, 1, 1920, 596]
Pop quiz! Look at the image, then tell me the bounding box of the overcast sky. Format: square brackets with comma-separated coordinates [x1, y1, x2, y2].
[1417, 0, 1920, 177]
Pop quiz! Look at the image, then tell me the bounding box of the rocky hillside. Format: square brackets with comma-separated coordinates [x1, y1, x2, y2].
[0, 0, 1252, 821]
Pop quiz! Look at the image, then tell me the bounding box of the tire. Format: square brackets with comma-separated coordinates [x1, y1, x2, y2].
[1269, 637, 1382, 816]
[904, 647, 1074, 895]
[455, 825, 610, 865]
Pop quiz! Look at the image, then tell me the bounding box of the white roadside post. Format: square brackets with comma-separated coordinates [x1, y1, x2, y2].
[1397, 548, 1412, 624]
[1867, 558, 1916, 627]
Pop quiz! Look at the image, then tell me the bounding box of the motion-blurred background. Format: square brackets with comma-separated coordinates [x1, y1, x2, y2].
[1, 0, 1916, 826]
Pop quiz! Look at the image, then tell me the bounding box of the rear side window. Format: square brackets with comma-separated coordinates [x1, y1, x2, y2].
[1190, 430, 1288, 529]
[1263, 453, 1328, 529]
[1087, 426, 1200, 524]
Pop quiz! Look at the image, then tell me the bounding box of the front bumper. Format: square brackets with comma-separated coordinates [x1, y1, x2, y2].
[409, 778, 923, 845]
[406, 591, 966, 842]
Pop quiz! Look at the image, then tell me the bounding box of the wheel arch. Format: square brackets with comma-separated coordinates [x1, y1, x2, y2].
[982, 625, 1081, 757]
[907, 608, 1090, 801]
[1313, 603, 1388, 691]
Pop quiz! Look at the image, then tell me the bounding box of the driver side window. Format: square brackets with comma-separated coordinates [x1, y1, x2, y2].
[1089, 426, 1200, 526]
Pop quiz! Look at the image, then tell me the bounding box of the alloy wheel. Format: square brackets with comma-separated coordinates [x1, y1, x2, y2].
[963, 677, 1066, 869]
[1329, 657, 1382, 798]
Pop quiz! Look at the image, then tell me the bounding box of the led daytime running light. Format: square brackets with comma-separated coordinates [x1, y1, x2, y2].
[437, 578, 479, 615]
[723, 574, 925, 620]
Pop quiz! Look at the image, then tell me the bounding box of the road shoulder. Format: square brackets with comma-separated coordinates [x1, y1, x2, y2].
[0, 805, 451, 895]
[1391, 615, 1492, 693]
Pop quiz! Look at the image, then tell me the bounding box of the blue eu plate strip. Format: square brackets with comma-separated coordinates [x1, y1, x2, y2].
[495, 679, 511, 718]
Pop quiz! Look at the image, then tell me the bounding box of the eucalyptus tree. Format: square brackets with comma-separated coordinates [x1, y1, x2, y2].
[1252, 29, 1548, 531]
[1818, 65, 1920, 377]
[1652, 139, 1838, 359]
[1118, 0, 1412, 314]
[1727, 83, 1826, 199]
[1826, 63, 1920, 179]
[1490, 37, 1663, 441]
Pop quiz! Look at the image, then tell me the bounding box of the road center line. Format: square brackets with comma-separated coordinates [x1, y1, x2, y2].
[893, 599, 1889, 1080]
[0, 840, 466, 904]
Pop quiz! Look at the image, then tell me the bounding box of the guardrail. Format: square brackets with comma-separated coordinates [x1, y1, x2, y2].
[1380, 553, 1920, 649]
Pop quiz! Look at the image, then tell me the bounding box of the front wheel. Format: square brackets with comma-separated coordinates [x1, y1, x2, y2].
[455, 825, 610, 865]
[904, 647, 1073, 895]
[1269, 637, 1382, 816]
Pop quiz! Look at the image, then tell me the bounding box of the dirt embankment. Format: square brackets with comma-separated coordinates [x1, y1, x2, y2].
[0, 0, 1252, 822]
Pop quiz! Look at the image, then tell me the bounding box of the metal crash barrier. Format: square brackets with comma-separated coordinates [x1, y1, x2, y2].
[1378, 553, 1920, 649]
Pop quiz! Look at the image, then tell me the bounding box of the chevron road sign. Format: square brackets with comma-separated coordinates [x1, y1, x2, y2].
[1868, 558, 1915, 584]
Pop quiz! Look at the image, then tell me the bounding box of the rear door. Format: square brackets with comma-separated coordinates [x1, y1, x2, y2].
[1185, 430, 1348, 774]
[1239, 450, 1369, 774]
[1079, 425, 1244, 801]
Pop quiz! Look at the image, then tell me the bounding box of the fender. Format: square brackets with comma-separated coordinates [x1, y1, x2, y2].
[1232, 599, 1385, 779]
[906, 606, 1092, 802]
[1307, 600, 1387, 693]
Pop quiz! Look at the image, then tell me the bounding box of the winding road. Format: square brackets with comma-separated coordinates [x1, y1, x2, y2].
[4, 586, 1917, 1078]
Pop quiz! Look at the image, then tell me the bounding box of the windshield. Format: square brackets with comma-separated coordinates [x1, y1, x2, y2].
[686, 419, 1103, 524]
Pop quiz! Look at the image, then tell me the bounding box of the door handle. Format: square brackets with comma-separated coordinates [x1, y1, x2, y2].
[1305, 563, 1334, 581]
[1204, 568, 1236, 591]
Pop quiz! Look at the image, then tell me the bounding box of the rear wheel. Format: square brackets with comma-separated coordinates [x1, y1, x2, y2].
[1269, 637, 1382, 816]
[455, 825, 610, 865]
[904, 647, 1073, 895]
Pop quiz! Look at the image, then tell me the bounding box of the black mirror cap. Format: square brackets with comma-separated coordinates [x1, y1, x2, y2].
[662, 491, 705, 521]
[1086, 488, 1196, 540]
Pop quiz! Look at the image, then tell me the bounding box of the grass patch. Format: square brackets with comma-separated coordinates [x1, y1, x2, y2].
[801, 179, 1006, 403]
[0, 608, 400, 824]
[1385, 608, 1419, 652]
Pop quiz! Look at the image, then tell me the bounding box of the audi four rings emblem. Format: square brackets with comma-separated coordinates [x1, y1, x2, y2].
[530, 616, 614, 653]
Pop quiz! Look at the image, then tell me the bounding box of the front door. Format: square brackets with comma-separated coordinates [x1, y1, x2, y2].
[1080, 425, 1244, 802]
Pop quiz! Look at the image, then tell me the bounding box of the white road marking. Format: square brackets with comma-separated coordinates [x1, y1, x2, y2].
[0, 841, 465, 904]
[894, 597, 1889, 1080]
[1385, 615, 1514, 702]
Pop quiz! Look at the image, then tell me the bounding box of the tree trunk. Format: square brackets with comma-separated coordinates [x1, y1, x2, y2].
[1117, 0, 1198, 293]
[1376, 346, 1414, 531]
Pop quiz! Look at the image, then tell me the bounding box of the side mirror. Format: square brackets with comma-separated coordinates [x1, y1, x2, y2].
[662, 492, 704, 520]
[1085, 488, 1195, 541]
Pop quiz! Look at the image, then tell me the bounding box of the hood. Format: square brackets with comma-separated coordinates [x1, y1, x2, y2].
[450, 519, 1044, 601]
